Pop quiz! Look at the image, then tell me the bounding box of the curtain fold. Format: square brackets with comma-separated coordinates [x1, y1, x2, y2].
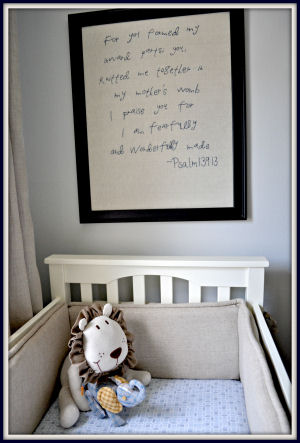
[9, 10, 43, 333]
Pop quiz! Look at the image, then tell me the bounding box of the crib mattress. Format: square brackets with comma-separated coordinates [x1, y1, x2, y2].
[34, 379, 250, 435]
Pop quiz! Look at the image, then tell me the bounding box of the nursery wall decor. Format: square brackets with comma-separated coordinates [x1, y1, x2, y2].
[68, 9, 247, 223]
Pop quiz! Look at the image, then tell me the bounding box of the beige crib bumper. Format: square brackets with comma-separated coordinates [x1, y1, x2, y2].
[8, 299, 290, 435]
[8, 303, 70, 434]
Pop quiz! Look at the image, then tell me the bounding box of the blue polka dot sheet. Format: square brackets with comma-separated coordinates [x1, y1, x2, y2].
[34, 379, 250, 435]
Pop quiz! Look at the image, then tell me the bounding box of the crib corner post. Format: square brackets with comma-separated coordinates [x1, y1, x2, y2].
[49, 264, 71, 304]
[245, 267, 265, 306]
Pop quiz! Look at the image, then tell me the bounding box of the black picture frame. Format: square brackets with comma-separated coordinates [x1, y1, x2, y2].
[68, 8, 247, 223]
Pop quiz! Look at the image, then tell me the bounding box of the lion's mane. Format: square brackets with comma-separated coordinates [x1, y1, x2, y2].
[68, 303, 137, 385]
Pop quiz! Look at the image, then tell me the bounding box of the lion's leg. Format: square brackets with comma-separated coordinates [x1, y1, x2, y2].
[59, 385, 80, 428]
[68, 363, 90, 411]
[58, 356, 80, 428]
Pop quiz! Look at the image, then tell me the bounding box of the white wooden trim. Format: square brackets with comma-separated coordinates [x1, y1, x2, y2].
[9, 298, 62, 350]
[189, 281, 201, 303]
[218, 286, 231, 302]
[60, 266, 253, 288]
[160, 276, 173, 303]
[133, 276, 146, 304]
[45, 255, 269, 268]
[80, 284, 93, 303]
[253, 303, 291, 412]
[107, 280, 119, 304]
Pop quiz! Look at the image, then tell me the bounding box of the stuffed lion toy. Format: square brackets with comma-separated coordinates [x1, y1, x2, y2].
[59, 303, 151, 428]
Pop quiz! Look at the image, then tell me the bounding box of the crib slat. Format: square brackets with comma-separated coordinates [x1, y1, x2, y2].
[80, 283, 93, 303]
[107, 280, 119, 304]
[217, 286, 231, 301]
[189, 282, 202, 303]
[160, 276, 173, 303]
[133, 276, 146, 304]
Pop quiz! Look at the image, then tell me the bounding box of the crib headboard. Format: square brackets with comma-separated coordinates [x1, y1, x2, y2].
[44, 255, 269, 306]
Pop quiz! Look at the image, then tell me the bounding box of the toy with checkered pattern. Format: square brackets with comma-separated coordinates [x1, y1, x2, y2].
[84, 375, 146, 426]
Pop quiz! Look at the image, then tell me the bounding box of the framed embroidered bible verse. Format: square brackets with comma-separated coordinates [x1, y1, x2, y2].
[68, 8, 247, 222]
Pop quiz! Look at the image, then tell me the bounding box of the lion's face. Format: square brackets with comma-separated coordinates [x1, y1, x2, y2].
[69, 303, 137, 384]
[82, 315, 128, 374]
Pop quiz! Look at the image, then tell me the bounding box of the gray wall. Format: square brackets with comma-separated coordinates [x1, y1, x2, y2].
[16, 8, 291, 370]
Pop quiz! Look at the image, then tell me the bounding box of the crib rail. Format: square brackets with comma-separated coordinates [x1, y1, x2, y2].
[8, 298, 62, 350]
[44, 255, 269, 306]
[252, 303, 291, 413]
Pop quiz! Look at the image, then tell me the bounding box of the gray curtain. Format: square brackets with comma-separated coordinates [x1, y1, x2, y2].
[9, 11, 43, 333]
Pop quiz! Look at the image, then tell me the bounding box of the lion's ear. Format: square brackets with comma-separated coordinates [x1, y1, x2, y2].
[103, 303, 113, 318]
[79, 318, 88, 331]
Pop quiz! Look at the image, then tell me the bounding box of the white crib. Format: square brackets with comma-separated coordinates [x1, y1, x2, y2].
[8, 255, 292, 437]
